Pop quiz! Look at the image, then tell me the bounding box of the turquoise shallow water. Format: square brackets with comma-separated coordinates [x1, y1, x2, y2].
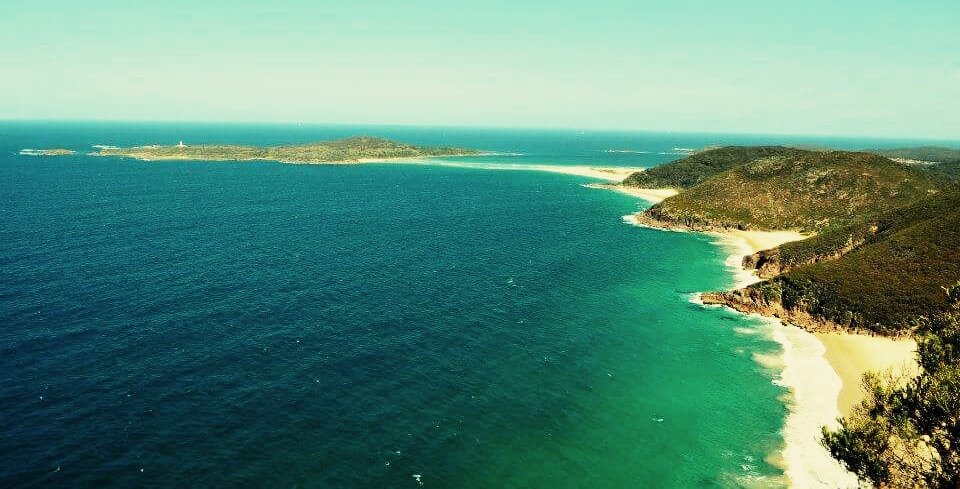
[2, 123, 955, 487]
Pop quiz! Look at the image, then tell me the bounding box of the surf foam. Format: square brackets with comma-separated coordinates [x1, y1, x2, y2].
[767, 319, 860, 487]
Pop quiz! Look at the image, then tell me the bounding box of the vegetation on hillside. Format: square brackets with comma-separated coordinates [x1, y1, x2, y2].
[866, 146, 960, 164]
[621, 146, 808, 189]
[94, 136, 481, 163]
[741, 186, 960, 334]
[631, 146, 956, 336]
[864, 147, 960, 185]
[643, 150, 938, 232]
[822, 284, 960, 487]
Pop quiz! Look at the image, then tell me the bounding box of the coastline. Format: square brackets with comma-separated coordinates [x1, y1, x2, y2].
[584, 183, 679, 201]
[620, 208, 913, 486]
[698, 227, 861, 485]
[629, 214, 921, 402]
[704, 226, 923, 486]
[704, 228, 921, 413]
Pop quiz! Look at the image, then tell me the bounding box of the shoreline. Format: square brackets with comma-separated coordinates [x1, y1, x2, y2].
[584, 183, 679, 201]
[704, 227, 863, 485]
[418, 161, 651, 182]
[620, 210, 902, 486]
[703, 227, 920, 486]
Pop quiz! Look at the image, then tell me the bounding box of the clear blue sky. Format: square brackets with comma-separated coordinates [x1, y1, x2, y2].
[1, 0, 958, 139]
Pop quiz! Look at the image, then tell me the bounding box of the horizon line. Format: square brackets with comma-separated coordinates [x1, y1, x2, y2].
[2, 117, 959, 145]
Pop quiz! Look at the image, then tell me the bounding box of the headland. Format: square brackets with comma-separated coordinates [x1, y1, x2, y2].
[614, 144, 960, 486]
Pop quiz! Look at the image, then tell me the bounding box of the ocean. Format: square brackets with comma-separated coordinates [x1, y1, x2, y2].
[1, 121, 954, 487]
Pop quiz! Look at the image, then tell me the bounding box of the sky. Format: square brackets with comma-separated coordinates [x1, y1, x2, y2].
[1, 0, 958, 139]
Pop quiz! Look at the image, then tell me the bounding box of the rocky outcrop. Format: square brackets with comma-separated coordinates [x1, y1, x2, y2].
[700, 289, 844, 332]
[741, 224, 880, 279]
[629, 210, 750, 234]
[700, 288, 911, 337]
[742, 248, 784, 279]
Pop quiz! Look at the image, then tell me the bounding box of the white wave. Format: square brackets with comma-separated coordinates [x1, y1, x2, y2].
[766, 320, 860, 488]
[603, 149, 651, 154]
[707, 236, 761, 289]
[685, 291, 705, 305]
[734, 326, 758, 335]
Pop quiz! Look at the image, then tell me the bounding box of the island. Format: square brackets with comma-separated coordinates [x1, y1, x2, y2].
[621, 146, 960, 487]
[19, 148, 76, 156]
[91, 136, 483, 164]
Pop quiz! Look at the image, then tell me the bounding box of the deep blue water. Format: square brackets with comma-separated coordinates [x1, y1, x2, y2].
[1, 122, 956, 487]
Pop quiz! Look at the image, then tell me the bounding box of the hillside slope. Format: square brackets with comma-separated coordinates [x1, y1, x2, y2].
[626, 146, 954, 335]
[865, 146, 960, 184]
[704, 187, 960, 334]
[640, 150, 939, 233]
[621, 146, 808, 189]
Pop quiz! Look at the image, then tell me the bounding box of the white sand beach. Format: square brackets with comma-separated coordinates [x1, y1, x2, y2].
[599, 185, 680, 202]
[816, 332, 919, 415]
[707, 229, 809, 288]
[365, 159, 650, 183]
[522, 165, 646, 181]
[768, 322, 861, 487]
[708, 231, 919, 487]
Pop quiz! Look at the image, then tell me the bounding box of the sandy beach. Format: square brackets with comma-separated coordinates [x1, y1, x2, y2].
[705, 229, 919, 486]
[456, 163, 647, 182]
[523, 165, 646, 181]
[708, 229, 809, 288]
[721, 229, 809, 256]
[368, 159, 649, 183]
[816, 332, 919, 415]
[585, 184, 680, 202]
[711, 229, 921, 415]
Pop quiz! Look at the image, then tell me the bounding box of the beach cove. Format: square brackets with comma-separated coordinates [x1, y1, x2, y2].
[619, 189, 919, 487]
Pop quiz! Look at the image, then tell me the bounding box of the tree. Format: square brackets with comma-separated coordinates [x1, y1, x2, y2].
[822, 282, 960, 487]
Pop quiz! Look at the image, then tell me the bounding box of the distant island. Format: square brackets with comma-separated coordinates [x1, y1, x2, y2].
[621, 145, 960, 486]
[19, 148, 76, 156]
[89, 136, 483, 164]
